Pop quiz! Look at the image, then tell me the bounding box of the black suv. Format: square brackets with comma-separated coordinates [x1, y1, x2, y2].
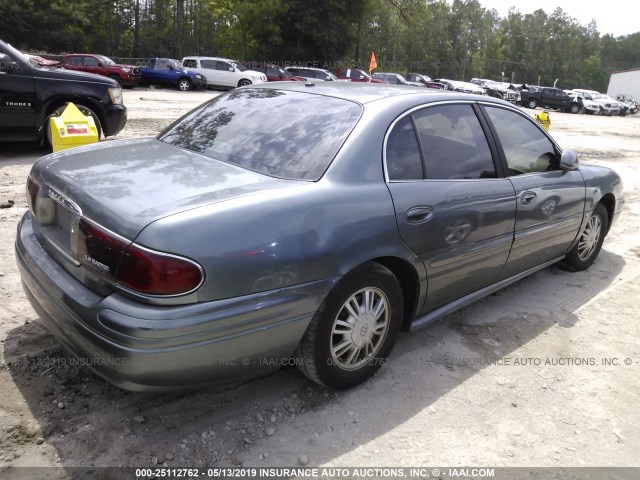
[1, 40, 127, 143]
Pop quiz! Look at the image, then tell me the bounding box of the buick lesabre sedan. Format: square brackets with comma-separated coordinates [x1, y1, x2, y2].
[16, 83, 624, 392]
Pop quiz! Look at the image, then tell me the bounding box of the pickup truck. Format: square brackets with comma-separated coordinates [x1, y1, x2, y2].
[139, 58, 206, 91]
[63, 54, 141, 88]
[1, 39, 127, 144]
[519, 86, 581, 114]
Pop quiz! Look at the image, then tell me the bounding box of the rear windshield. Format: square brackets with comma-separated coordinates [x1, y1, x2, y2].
[158, 88, 362, 181]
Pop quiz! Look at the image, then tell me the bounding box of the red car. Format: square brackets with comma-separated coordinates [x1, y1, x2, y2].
[63, 54, 141, 88]
[250, 63, 306, 82]
[336, 67, 387, 83]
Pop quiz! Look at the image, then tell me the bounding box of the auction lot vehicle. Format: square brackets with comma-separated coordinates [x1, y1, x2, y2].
[407, 73, 444, 89]
[139, 58, 206, 91]
[434, 78, 485, 95]
[250, 63, 306, 82]
[567, 90, 600, 114]
[284, 66, 341, 81]
[470, 78, 520, 103]
[16, 83, 623, 392]
[372, 72, 424, 87]
[336, 67, 386, 83]
[615, 94, 637, 114]
[0, 39, 127, 143]
[63, 53, 141, 88]
[181, 56, 266, 88]
[573, 89, 620, 116]
[521, 87, 583, 114]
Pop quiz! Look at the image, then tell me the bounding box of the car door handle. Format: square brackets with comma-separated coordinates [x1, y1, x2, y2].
[520, 191, 537, 205]
[406, 206, 434, 224]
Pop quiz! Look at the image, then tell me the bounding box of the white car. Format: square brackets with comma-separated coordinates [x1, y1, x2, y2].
[566, 90, 599, 115]
[573, 89, 620, 116]
[182, 56, 267, 89]
[434, 79, 485, 95]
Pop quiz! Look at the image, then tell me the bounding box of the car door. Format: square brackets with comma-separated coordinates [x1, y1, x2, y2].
[83, 56, 102, 75]
[0, 52, 37, 137]
[214, 60, 234, 87]
[385, 103, 517, 312]
[480, 105, 586, 279]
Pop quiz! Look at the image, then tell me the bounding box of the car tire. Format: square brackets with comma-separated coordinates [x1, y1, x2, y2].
[295, 262, 403, 390]
[45, 104, 103, 147]
[526, 99, 538, 109]
[570, 103, 581, 114]
[177, 78, 192, 91]
[237, 79, 252, 87]
[109, 75, 124, 89]
[559, 203, 608, 272]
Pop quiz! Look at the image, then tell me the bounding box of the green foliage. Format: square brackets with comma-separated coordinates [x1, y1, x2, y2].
[1, 0, 639, 91]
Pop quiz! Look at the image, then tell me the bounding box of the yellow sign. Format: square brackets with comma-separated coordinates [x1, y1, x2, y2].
[49, 103, 99, 152]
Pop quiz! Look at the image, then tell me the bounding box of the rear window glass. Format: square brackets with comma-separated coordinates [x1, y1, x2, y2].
[158, 88, 362, 181]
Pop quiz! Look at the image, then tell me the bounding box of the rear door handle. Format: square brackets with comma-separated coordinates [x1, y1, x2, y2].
[406, 206, 434, 224]
[521, 191, 537, 205]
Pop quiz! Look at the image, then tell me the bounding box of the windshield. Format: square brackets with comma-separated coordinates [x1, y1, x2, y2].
[396, 74, 408, 82]
[98, 56, 115, 66]
[1, 41, 29, 64]
[158, 88, 362, 181]
[233, 62, 247, 72]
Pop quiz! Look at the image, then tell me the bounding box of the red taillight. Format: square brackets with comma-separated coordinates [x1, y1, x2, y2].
[78, 217, 203, 296]
[117, 243, 203, 296]
[26, 177, 40, 214]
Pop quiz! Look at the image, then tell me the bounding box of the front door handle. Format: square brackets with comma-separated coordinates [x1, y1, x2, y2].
[406, 206, 434, 224]
[521, 191, 537, 205]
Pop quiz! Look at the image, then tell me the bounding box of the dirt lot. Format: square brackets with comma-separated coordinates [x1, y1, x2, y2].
[0, 90, 639, 478]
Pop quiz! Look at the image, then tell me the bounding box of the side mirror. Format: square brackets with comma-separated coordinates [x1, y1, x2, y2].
[559, 149, 579, 171]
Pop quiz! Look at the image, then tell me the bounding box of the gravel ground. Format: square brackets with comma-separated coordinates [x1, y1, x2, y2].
[0, 89, 639, 479]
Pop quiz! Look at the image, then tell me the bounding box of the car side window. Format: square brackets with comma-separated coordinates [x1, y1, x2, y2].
[67, 57, 82, 66]
[216, 61, 230, 71]
[183, 59, 197, 68]
[200, 60, 215, 69]
[413, 105, 496, 179]
[386, 116, 424, 181]
[84, 57, 98, 67]
[483, 106, 558, 175]
[266, 68, 279, 78]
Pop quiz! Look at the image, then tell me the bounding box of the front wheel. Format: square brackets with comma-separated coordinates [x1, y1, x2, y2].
[296, 262, 403, 389]
[45, 104, 102, 147]
[177, 78, 192, 91]
[570, 103, 581, 114]
[560, 203, 608, 271]
[237, 79, 252, 87]
[526, 99, 538, 109]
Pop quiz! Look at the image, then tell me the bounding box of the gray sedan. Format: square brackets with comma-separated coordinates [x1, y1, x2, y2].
[16, 83, 624, 391]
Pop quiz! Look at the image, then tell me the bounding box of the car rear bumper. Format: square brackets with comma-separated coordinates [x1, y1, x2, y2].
[103, 104, 127, 137]
[16, 212, 334, 392]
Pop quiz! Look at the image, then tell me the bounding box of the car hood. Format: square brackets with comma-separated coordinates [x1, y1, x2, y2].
[31, 138, 299, 239]
[36, 66, 118, 86]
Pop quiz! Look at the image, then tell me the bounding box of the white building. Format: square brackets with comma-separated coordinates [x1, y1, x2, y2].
[607, 69, 640, 99]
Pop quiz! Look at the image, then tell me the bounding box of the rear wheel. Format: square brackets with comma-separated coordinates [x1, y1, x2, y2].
[560, 203, 608, 271]
[296, 262, 403, 389]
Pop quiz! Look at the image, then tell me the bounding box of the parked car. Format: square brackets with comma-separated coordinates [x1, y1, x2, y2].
[284, 66, 342, 82]
[406, 73, 431, 84]
[566, 90, 599, 115]
[470, 78, 520, 103]
[615, 94, 637, 114]
[26, 55, 61, 68]
[434, 79, 485, 95]
[182, 56, 266, 89]
[249, 63, 306, 82]
[16, 82, 623, 392]
[1, 39, 126, 143]
[139, 58, 206, 91]
[371, 72, 424, 87]
[519, 87, 582, 114]
[572, 89, 620, 116]
[336, 67, 386, 83]
[63, 53, 140, 88]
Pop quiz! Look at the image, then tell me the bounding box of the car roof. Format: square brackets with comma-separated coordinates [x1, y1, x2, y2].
[244, 81, 502, 105]
[285, 66, 330, 72]
[182, 56, 238, 62]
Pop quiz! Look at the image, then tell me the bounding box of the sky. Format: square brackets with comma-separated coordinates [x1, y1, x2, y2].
[479, 0, 638, 37]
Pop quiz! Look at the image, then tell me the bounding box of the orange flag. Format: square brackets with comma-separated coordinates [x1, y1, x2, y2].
[368, 51, 377, 74]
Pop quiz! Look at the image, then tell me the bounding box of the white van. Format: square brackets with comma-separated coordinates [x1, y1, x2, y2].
[181, 56, 267, 89]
